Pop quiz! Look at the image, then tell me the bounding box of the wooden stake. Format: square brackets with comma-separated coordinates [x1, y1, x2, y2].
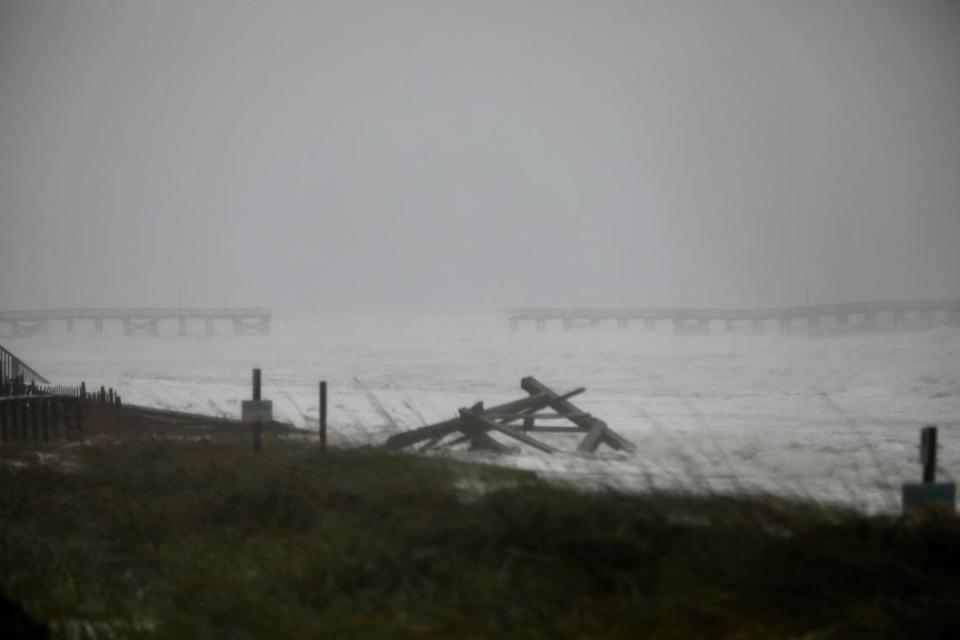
[253, 369, 262, 453]
[319, 380, 327, 450]
[921, 426, 938, 484]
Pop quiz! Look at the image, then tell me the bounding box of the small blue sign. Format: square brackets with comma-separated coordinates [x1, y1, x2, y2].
[241, 400, 273, 423]
[902, 482, 956, 514]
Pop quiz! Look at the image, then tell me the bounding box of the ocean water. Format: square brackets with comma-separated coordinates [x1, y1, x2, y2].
[10, 312, 960, 512]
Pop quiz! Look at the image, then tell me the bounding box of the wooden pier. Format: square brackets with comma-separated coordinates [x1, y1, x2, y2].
[508, 300, 960, 335]
[0, 307, 271, 338]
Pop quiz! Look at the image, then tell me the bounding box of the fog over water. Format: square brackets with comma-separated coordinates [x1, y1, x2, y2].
[1, 0, 959, 312]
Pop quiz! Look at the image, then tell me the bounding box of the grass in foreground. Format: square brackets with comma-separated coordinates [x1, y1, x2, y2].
[1, 436, 959, 639]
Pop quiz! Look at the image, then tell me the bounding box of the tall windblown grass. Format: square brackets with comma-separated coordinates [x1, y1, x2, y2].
[2, 432, 960, 639]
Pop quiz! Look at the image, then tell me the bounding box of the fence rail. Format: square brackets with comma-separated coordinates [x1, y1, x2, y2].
[1, 344, 51, 394]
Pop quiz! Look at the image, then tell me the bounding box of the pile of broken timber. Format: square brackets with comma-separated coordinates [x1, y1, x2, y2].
[383, 376, 636, 455]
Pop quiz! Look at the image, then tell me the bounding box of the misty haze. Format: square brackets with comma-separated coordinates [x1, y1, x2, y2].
[2, 1, 960, 638]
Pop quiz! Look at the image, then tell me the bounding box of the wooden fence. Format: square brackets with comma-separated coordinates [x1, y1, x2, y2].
[0, 384, 125, 445]
[1, 344, 124, 445]
[0, 394, 83, 444]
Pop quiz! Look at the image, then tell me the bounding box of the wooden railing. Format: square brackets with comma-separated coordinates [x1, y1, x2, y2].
[0, 344, 51, 396]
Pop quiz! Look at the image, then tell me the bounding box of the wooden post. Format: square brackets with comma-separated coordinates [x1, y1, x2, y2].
[74, 397, 83, 437]
[41, 399, 50, 443]
[252, 368, 262, 453]
[921, 425, 938, 484]
[54, 398, 63, 440]
[16, 401, 25, 442]
[319, 380, 327, 450]
[902, 425, 955, 514]
[30, 400, 39, 442]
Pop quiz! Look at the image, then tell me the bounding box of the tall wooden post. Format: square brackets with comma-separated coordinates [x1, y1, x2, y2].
[30, 400, 39, 442]
[921, 425, 938, 484]
[902, 425, 955, 514]
[319, 381, 327, 450]
[16, 401, 25, 441]
[74, 397, 83, 437]
[252, 368, 262, 453]
[55, 398, 63, 440]
[41, 399, 50, 443]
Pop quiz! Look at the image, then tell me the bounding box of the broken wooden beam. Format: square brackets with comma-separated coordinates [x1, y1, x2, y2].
[417, 432, 448, 452]
[445, 434, 471, 448]
[487, 412, 593, 421]
[458, 411, 516, 453]
[577, 422, 608, 454]
[520, 376, 636, 454]
[384, 378, 635, 456]
[383, 392, 552, 450]
[459, 407, 559, 454]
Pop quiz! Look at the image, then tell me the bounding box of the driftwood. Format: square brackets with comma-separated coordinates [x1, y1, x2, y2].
[382, 376, 635, 455]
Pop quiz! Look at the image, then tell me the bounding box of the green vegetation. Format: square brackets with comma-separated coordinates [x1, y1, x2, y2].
[1, 436, 959, 639]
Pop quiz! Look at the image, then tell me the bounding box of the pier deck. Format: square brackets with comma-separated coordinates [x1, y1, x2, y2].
[0, 307, 271, 337]
[508, 300, 960, 335]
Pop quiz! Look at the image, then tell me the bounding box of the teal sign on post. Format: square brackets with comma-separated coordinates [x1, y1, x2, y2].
[242, 400, 273, 423]
[902, 482, 956, 514]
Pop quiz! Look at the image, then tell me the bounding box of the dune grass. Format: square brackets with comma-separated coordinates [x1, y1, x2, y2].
[1, 435, 959, 639]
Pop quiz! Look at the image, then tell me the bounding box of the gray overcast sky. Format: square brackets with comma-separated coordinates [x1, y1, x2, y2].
[1, 0, 958, 312]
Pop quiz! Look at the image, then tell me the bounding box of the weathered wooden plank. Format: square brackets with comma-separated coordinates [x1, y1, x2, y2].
[488, 412, 592, 421]
[577, 422, 608, 453]
[417, 432, 448, 452]
[460, 408, 559, 454]
[490, 388, 586, 424]
[383, 393, 552, 450]
[444, 434, 471, 448]
[383, 418, 462, 450]
[457, 412, 515, 454]
[520, 376, 636, 453]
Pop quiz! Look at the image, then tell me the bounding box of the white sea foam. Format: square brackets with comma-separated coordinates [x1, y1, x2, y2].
[11, 313, 960, 512]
